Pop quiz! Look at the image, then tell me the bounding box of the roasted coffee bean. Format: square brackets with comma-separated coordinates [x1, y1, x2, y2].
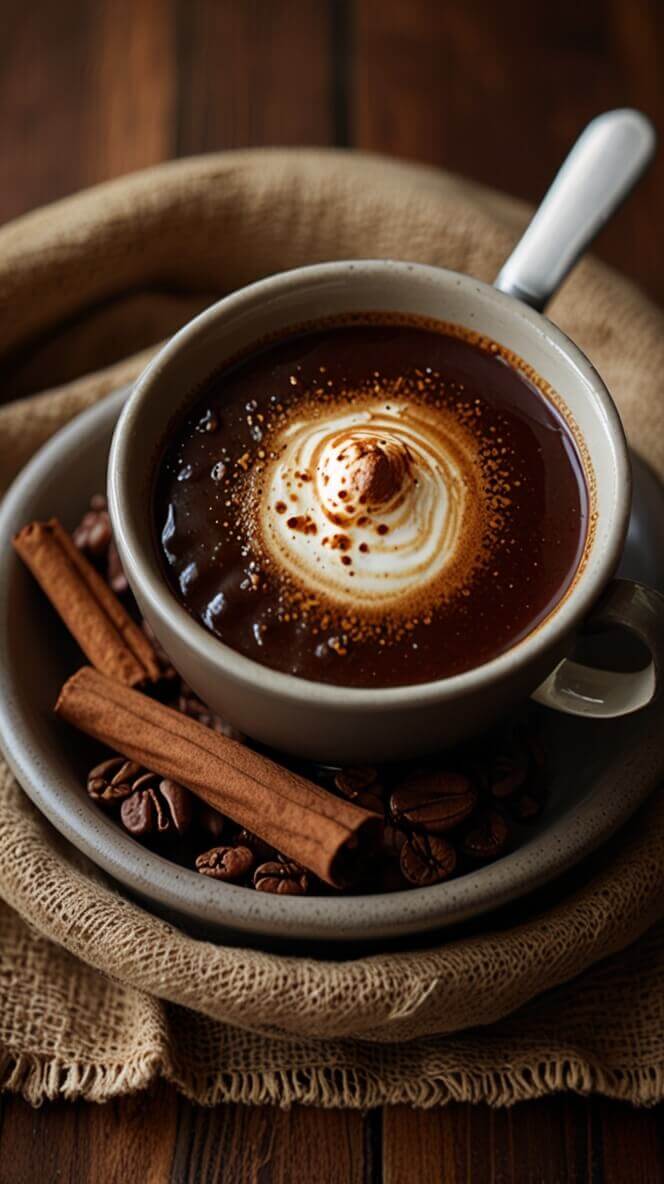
[512, 792, 543, 822]
[380, 823, 407, 856]
[236, 828, 277, 863]
[390, 771, 477, 834]
[196, 845, 255, 881]
[400, 833, 456, 886]
[73, 494, 113, 558]
[489, 741, 530, 799]
[73, 493, 128, 594]
[87, 756, 143, 805]
[176, 683, 244, 740]
[354, 789, 384, 814]
[462, 810, 510, 859]
[197, 801, 226, 840]
[120, 775, 193, 839]
[254, 860, 309, 895]
[334, 766, 378, 796]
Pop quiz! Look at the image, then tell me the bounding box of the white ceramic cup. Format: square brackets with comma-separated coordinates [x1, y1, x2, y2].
[108, 111, 664, 762]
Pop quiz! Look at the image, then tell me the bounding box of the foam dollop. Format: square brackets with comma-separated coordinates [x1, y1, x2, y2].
[256, 399, 486, 615]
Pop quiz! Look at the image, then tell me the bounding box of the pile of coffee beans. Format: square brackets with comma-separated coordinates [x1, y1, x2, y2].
[77, 493, 548, 897]
[85, 691, 546, 896]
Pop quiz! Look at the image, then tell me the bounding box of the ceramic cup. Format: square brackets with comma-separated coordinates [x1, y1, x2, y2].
[108, 258, 664, 761]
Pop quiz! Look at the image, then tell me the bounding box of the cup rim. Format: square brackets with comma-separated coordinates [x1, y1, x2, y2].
[108, 259, 631, 709]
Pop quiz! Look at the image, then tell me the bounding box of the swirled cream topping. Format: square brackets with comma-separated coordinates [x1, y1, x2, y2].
[255, 399, 487, 615]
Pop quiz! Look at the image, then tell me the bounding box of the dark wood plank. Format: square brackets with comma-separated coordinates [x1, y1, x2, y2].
[174, 0, 334, 154]
[382, 1097, 664, 1183]
[170, 1099, 368, 1184]
[355, 0, 664, 303]
[0, 1084, 178, 1184]
[599, 1098, 664, 1184]
[85, 0, 176, 181]
[2, 1090, 662, 1183]
[0, 0, 175, 226]
[0, 1090, 369, 1184]
[0, 0, 97, 224]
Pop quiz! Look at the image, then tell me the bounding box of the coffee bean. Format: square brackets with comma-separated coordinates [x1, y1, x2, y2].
[73, 493, 130, 596]
[73, 495, 112, 559]
[87, 757, 143, 805]
[400, 833, 457, 886]
[196, 845, 255, 882]
[380, 823, 407, 856]
[512, 792, 543, 821]
[462, 810, 510, 859]
[355, 790, 385, 814]
[334, 766, 378, 796]
[197, 801, 226, 840]
[489, 742, 530, 799]
[254, 860, 309, 895]
[120, 775, 192, 839]
[176, 682, 244, 740]
[236, 828, 277, 863]
[390, 771, 477, 833]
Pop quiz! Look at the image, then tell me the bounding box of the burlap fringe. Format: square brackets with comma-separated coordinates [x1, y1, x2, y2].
[1, 1045, 661, 1110]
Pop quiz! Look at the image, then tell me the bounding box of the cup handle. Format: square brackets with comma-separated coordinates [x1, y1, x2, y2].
[531, 580, 664, 718]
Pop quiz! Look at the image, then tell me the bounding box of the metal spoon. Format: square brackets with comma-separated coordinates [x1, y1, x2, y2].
[495, 108, 655, 311]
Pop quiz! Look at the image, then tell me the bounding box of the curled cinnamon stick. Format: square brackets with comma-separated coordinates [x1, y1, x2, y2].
[56, 666, 379, 886]
[13, 519, 160, 687]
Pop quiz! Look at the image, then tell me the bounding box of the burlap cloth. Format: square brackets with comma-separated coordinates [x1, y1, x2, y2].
[0, 150, 663, 1109]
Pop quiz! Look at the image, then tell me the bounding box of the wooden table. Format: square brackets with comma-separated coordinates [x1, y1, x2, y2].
[0, 3, 662, 1180]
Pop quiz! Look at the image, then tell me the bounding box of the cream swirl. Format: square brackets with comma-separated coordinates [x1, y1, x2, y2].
[256, 399, 486, 615]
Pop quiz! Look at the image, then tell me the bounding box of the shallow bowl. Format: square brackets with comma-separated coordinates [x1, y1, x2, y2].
[0, 391, 662, 944]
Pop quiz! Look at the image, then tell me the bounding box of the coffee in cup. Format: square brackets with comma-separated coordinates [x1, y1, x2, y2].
[154, 314, 591, 688]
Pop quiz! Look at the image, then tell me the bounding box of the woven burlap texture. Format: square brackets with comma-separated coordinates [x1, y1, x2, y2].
[0, 150, 663, 1108]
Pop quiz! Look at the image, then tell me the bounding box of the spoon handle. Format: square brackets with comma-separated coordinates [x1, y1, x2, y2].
[494, 108, 656, 311]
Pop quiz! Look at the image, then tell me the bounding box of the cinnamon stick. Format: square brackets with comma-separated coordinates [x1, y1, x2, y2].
[14, 519, 160, 686]
[56, 666, 379, 886]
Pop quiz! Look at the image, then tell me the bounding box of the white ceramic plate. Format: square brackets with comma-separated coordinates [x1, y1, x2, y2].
[0, 389, 662, 945]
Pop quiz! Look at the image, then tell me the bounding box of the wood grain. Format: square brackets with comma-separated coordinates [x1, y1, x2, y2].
[0, 0, 97, 223]
[355, 0, 664, 303]
[0, 0, 333, 227]
[87, 0, 176, 180]
[382, 1098, 664, 1184]
[0, 1, 662, 1181]
[0, 1085, 178, 1184]
[1, 1091, 661, 1182]
[0, 1091, 368, 1184]
[174, 0, 334, 154]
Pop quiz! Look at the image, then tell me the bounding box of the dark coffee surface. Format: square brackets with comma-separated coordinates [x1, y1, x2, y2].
[154, 318, 589, 687]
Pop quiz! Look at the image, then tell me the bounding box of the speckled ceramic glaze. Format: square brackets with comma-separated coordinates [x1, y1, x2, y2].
[108, 264, 664, 764]
[0, 389, 663, 944]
